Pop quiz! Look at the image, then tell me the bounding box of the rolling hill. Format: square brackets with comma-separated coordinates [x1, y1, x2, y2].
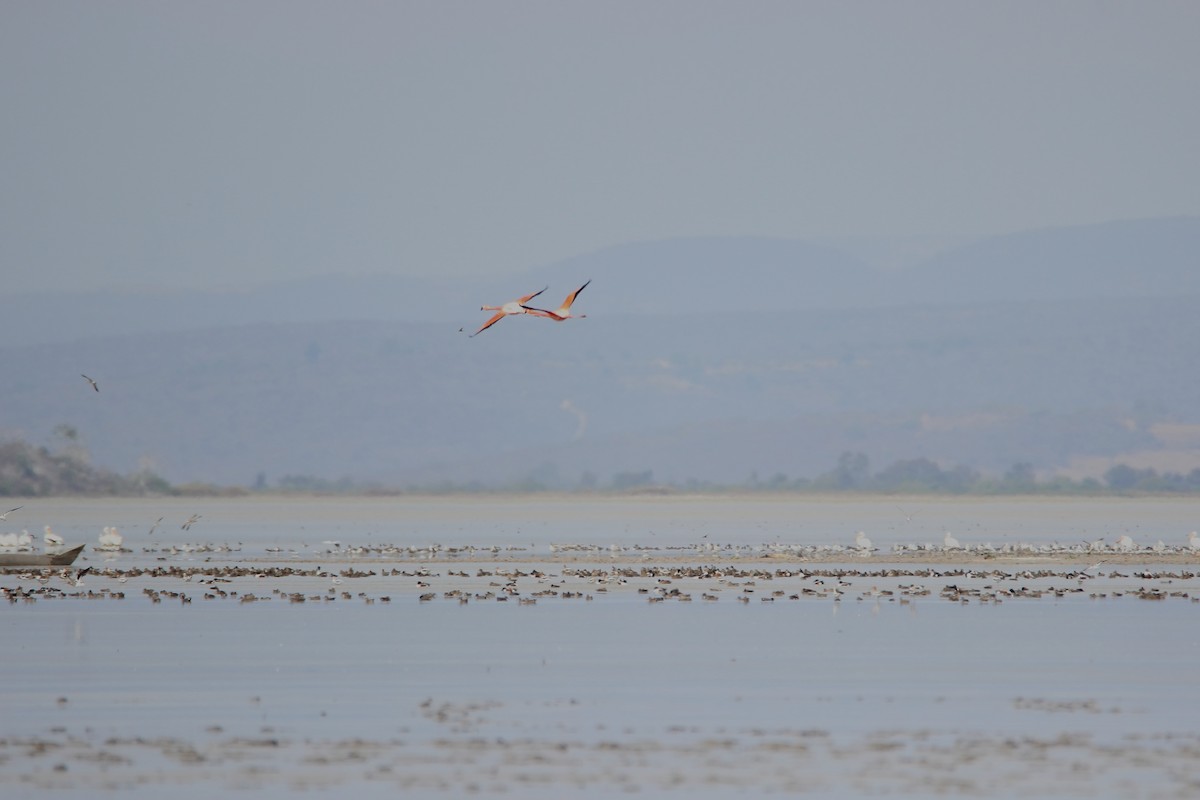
[2, 217, 1198, 487]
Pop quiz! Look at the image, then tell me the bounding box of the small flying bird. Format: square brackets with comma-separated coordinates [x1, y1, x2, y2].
[182, 514, 201, 531]
[148, 516, 165, 536]
[1077, 560, 1108, 584]
[470, 287, 547, 337]
[524, 280, 590, 322]
[0, 506, 22, 521]
[81, 374, 100, 392]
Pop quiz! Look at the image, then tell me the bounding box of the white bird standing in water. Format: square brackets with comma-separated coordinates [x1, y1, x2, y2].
[44, 525, 65, 549]
[1188, 531, 1199, 551]
[98, 526, 124, 550]
[854, 531, 873, 551]
[943, 531, 962, 550]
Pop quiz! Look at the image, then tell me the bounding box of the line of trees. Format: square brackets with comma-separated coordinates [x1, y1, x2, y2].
[389, 453, 1200, 496]
[5, 427, 1200, 497]
[0, 427, 237, 498]
[0, 436, 170, 497]
[543, 453, 1200, 495]
[746, 452, 1200, 495]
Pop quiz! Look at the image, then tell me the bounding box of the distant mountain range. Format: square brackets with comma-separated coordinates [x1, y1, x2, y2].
[6, 216, 1199, 346]
[2, 217, 1198, 487]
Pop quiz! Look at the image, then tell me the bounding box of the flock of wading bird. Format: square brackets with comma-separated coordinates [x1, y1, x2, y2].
[467, 280, 590, 337]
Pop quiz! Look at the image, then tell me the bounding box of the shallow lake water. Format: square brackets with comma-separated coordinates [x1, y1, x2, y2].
[2, 495, 1199, 797]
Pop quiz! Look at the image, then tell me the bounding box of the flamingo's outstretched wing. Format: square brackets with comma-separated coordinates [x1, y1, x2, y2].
[470, 311, 507, 337]
[562, 280, 590, 310]
[518, 287, 548, 304]
[533, 280, 591, 320]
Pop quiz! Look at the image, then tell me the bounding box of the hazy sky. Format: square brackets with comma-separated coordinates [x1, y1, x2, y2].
[4, 1, 1199, 292]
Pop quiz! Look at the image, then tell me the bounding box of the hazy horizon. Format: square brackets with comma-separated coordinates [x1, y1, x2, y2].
[3, 4, 1199, 491]
[5, 2, 1200, 293]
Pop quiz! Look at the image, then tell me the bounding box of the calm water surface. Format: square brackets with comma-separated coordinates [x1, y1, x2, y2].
[3, 495, 1198, 798]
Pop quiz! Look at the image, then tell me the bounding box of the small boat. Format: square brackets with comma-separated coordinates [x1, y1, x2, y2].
[0, 544, 86, 571]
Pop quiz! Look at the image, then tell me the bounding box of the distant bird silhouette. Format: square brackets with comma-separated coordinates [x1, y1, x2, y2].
[148, 516, 165, 536]
[182, 514, 201, 531]
[81, 374, 100, 392]
[524, 280, 591, 322]
[471, 287, 547, 337]
[0, 506, 22, 521]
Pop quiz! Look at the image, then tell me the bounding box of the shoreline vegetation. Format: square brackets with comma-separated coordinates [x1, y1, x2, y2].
[3, 430, 1200, 499]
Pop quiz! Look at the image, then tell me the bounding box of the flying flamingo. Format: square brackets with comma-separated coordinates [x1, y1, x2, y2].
[524, 280, 590, 322]
[470, 287, 548, 337]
